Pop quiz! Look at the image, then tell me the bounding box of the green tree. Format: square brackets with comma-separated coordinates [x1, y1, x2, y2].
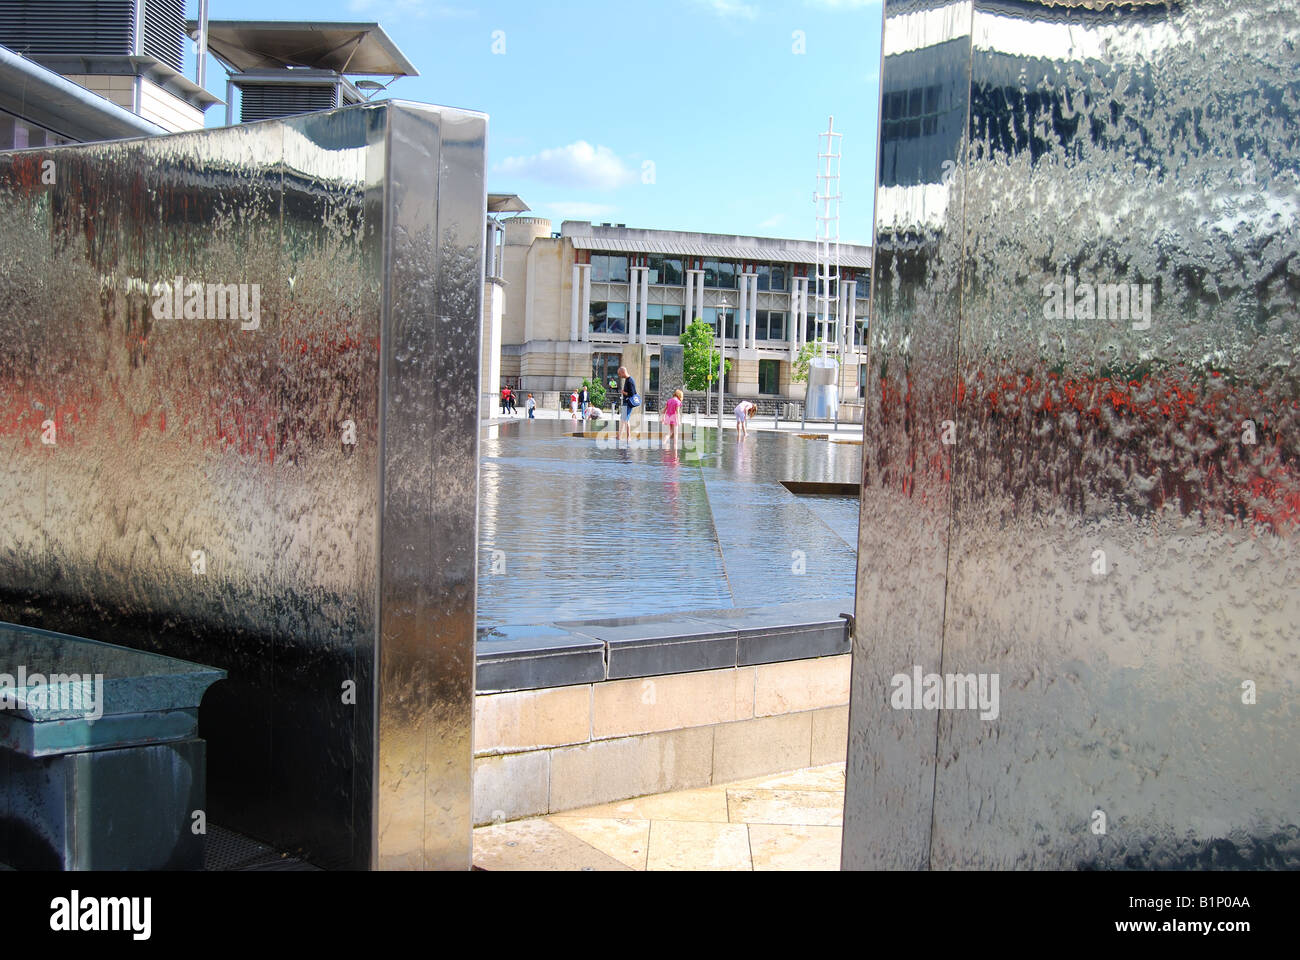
[791, 338, 842, 383]
[581, 376, 606, 407]
[679, 318, 731, 392]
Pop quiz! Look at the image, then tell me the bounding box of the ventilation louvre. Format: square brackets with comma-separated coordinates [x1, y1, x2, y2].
[0, 0, 184, 72]
[238, 83, 339, 123]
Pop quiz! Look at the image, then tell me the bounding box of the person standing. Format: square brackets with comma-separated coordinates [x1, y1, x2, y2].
[500, 386, 509, 416]
[618, 365, 639, 441]
[578, 384, 589, 420]
[734, 398, 756, 439]
[526, 393, 536, 419]
[569, 389, 579, 419]
[663, 388, 683, 445]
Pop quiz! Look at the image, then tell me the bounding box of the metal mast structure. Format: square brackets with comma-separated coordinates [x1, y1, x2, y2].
[814, 116, 842, 360]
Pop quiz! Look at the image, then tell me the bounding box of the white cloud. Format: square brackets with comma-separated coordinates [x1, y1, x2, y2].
[495, 141, 637, 191]
[759, 214, 785, 228]
[540, 202, 618, 220]
[692, 0, 760, 20]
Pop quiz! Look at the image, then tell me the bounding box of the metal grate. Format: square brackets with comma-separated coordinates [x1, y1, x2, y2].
[140, 0, 184, 71]
[204, 823, 318, 871]
[238, 82, 338, 122]
[0, 0, 135, 59]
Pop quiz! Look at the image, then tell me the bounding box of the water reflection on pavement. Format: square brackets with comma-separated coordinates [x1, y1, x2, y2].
[478, 420, 861, 626]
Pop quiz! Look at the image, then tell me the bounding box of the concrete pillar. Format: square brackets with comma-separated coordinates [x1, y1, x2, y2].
[580, 263, 591, 342]
[639, 266, 650, 345]
[627, 267, 638, 343]
[685, 268, 696, 325]
[570, 262, 581, 342]
[747, 274, 759, 346]
[738, 272, 749, 349]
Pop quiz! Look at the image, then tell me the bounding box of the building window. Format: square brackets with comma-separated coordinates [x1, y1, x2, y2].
[0, 111, 72, 151]
[759, 359, 780, 396]
[649, 354, 660, 393]
[645, 304, 684, 337]
[703, 307, 736, 339]
[606, 302, 627, 334]
[648, 256, 683, 286]
[756, 265, 788, 293]
[859, 362, 868, 398]
[590, 254, 629, 283]
[755, 310, 786, 341]
[594, 352, 622, 389]
[702, 259, 737, 289]
[806, 315, 836, 345]
[589, 301, 628, 334]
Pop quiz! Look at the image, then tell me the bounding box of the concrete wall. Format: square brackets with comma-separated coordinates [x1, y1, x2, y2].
[473, 655, 851, 824]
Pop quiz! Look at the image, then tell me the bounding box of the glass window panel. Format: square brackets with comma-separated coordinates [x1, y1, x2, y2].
[608, 255, 629, 283]
[702, 306, 718, 333]
[769, 311, 785, 341]
[647, 303, 663, 336]
[759, 359, 780, 395]
[662, 258, 683, 285]
[703, 260, 720, 287]
[649, 355, 660, 393]
[756, 265, 771, 291]
[588, 301, 608, 333]
[590, 255, 608, 283]
[607, 301, 627, 334]
[770, 265, 786, 291]
[717, 261, 736, 289]
[661, 308, 682, 337]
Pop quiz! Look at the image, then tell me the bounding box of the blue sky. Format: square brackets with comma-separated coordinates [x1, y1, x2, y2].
[189, 0, 883, 245]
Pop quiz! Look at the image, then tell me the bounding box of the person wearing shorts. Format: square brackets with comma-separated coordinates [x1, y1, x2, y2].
[734, 399, 756, 439]
[618, 365, 637, 440]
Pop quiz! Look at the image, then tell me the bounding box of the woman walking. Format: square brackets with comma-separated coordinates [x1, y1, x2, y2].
[618, 365, 639, 441]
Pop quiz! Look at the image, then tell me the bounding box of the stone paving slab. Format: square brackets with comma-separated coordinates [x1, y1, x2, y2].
[472, 762, 846, 872]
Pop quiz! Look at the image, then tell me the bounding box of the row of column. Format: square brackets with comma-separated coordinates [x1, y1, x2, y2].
[571, 262, 592, 342]
[628, 266, 651, 344]
[570, 261, 860, 351]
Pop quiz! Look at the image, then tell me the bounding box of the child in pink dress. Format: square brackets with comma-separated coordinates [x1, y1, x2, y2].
[663, 389, 683, 444]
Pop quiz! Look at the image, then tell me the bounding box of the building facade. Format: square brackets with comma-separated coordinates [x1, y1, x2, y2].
[496, 218, 872, 409]
[0, 0, 219, 148]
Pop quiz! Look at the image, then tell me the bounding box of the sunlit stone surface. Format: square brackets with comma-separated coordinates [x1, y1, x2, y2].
[0, 100, 486, 870]
[846, 0, 1299, 869]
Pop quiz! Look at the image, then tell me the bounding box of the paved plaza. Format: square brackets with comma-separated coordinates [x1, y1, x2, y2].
[473, 763, 845, 871]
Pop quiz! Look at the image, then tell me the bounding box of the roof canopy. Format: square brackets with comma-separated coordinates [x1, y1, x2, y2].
[568, 234, 872, 270]
[488, 193, 530, 214]
[188, 20, 418, 76]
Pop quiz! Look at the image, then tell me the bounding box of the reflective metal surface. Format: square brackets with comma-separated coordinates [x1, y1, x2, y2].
[0, 99, 486, 870]
[846, 0, 1300, 869]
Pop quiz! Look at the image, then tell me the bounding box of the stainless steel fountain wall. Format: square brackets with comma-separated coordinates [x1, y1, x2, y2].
[0, 100, 487, 869]
[847, 0, 1299, 869]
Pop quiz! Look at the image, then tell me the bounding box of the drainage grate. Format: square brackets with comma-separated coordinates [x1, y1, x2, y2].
[204, 824, 318, 871]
